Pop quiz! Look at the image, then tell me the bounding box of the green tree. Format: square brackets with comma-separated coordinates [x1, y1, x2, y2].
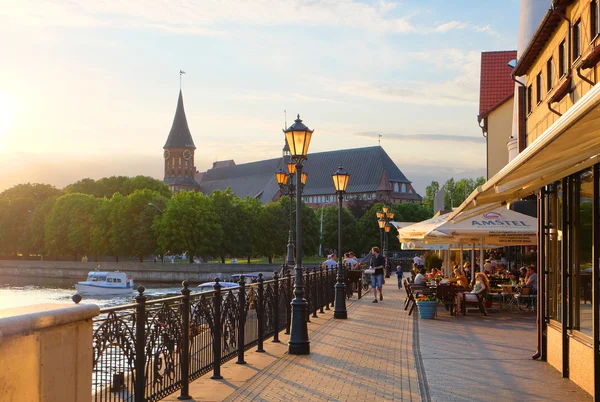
[422, 181, 439, 212]
[239, 197, 265, 263]
[356, 202, 386, 254]
[109, 190, 167, 262]
[66, 176, 171, 199]
[0, 183, 63, 202]
[28, 198, 57, 256]
[0, 183, 63, 256]
[211, 189, 248, 263]
[301, 202, 319, 257]
[153, 191, 222, 259]
[260, 198, 290, 262]
[45, 193, 100, 257]
[319, 205, 358, 255]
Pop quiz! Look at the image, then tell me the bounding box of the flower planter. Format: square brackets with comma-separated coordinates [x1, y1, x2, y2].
[417, 300, 437, 319]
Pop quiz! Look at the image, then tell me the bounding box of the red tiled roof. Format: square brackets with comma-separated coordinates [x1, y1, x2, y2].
[479, 50, 517, 117]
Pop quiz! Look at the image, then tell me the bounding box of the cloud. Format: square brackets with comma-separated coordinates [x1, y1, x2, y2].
[2, 0, 414, 35]
[401, 163, 487, 195]
[354, 132, 485, 144]
[434, 21, 468, 32]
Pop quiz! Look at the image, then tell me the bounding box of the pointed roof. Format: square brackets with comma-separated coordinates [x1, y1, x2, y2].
[197, 146, 420, 204]
[164, 90, 196, 149]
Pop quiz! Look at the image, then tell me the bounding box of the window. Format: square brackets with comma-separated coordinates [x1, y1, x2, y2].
[536, 72, 542, 104]
[573, 20, 581, 61]
[559, 40, 566, 77]
[573, 170, 593, 337]
[527, 85, 533, 114]
[546, 57, 553, 91]
[592, 0, 598, 40]
[401, 183, 407, 193]
[394, 183, 399, 192]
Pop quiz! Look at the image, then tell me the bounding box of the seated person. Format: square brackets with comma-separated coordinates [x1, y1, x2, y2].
[525, 266, 537, 294]
[456, 273, 489, 314]
[345, 252, 359, 269]
[322, 255, 338, 270]
[428, 267, 440, 279]
[449, 268, 469, 288]
[414, 268, 427, 285]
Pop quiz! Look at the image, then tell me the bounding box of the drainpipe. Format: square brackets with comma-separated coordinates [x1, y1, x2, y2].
[577, 64, 595, 86]
[477, 115, 488, 179]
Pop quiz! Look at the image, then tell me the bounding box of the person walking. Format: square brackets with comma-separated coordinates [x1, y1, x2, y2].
[395, 266, 403, 289]
[369, 246, 385, 303]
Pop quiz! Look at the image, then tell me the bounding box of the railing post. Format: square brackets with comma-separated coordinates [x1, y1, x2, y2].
[179, 281, 192, 400]
[211, 278, 223, 379]
[325, 269, 331, 311]
[312, 268, 318, 318]
[273, 271, 281, 343]
[305, 269, 311, 322]
[319, 268, 325, 314]
[358, 275, 362, 300]
[256, 273, 265, 353]
[331, 268, 335, 308]
[236, 275, 247, 365]
[285, 270, 292, 334]
[134, 286, 146, 402]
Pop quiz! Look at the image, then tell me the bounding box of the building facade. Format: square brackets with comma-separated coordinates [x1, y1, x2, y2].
[163, 91, 201, 192]
[451, 0, 600, 397]
[478, 50, 517, 179]
[162, 91, 422, 205]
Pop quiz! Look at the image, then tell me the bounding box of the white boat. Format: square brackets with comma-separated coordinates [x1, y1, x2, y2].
[75, 271, 135, 296]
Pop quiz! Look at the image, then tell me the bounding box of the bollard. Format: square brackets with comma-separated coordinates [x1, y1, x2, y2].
[179, 281, 192, 399]
[273, 271, 281, 342]
[304, 269, 312, 322]
[312, 268, 318, 318]
[325, 269, 331, 310]
[236, 275, 247, 364]
[211, 278, 223, 379]
[319, 268, 325, 314]
[134, 286, 146, 402]
[256, 273, 265, 352]
[285, 269, 292, 334]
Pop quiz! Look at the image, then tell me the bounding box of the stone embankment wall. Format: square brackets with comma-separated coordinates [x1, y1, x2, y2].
[0, 260, 283, 283]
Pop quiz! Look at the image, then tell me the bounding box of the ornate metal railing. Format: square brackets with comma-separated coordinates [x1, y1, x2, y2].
[91, 266, 341, 402]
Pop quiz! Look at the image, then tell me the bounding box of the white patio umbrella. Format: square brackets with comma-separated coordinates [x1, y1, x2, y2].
[397, 207, 537, 282]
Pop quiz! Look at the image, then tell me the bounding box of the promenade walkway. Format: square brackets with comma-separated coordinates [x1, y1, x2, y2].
[164, 281, 591, 402]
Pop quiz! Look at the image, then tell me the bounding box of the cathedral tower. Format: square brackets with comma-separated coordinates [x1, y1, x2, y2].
[163, 90, 200, 192]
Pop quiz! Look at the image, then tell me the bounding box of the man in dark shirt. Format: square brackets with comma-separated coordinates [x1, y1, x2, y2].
[369, 246, 385, 303]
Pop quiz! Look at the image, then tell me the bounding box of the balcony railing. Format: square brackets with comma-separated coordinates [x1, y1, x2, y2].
[91, 266, 361, 402]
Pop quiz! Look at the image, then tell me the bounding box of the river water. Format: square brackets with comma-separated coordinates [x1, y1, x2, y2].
[0, 276, 187, 310]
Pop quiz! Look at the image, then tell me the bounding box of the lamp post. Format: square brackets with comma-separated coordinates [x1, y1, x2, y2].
[285, 114, 313, 355]
[275, 164, 308, 268]
[376, 206, 394, 277]
[332, 165, 350, 319]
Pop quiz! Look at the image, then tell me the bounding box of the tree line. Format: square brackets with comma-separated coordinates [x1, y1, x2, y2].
[0, 176, 433, 262]
[422, 177, 487, 212]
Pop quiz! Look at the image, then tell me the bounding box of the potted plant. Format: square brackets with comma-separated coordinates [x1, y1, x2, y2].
[507, 273, 517, 286]
[416, 295, 438, 319]
[434, 274, 443, 284]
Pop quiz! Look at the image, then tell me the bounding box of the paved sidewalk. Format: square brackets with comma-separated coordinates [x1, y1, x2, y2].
[225, 283, 419, 402]
[417, 305, 591, 401]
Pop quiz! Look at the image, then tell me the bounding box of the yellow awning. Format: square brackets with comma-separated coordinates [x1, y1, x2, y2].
[449, 81, 600, 222]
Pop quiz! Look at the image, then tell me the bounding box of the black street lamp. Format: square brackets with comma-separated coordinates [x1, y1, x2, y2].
[376, 206, 395, 277]
[285, 114, 313, 355]
[332, 165, 350, 319]
[275, 164, 308, 268]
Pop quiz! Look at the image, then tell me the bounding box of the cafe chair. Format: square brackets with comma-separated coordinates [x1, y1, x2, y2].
[461, 292, 488, 316]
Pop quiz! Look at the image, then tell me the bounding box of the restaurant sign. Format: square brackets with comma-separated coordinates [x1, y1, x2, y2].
[471, 211, 531, 227]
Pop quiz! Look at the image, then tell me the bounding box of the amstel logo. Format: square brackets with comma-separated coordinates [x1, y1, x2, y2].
[483, 212, 502, 219]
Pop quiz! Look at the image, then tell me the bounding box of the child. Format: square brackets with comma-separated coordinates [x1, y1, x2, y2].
[395, 266, 403, 289]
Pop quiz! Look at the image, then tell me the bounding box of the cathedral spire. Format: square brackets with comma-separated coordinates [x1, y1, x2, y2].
[164, 90, 196, 149]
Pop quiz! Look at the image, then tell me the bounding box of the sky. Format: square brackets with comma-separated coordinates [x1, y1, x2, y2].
[0, 0, 520, 196]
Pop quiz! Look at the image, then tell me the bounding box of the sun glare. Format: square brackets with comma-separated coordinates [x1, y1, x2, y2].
[0, 93, 14, 135]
